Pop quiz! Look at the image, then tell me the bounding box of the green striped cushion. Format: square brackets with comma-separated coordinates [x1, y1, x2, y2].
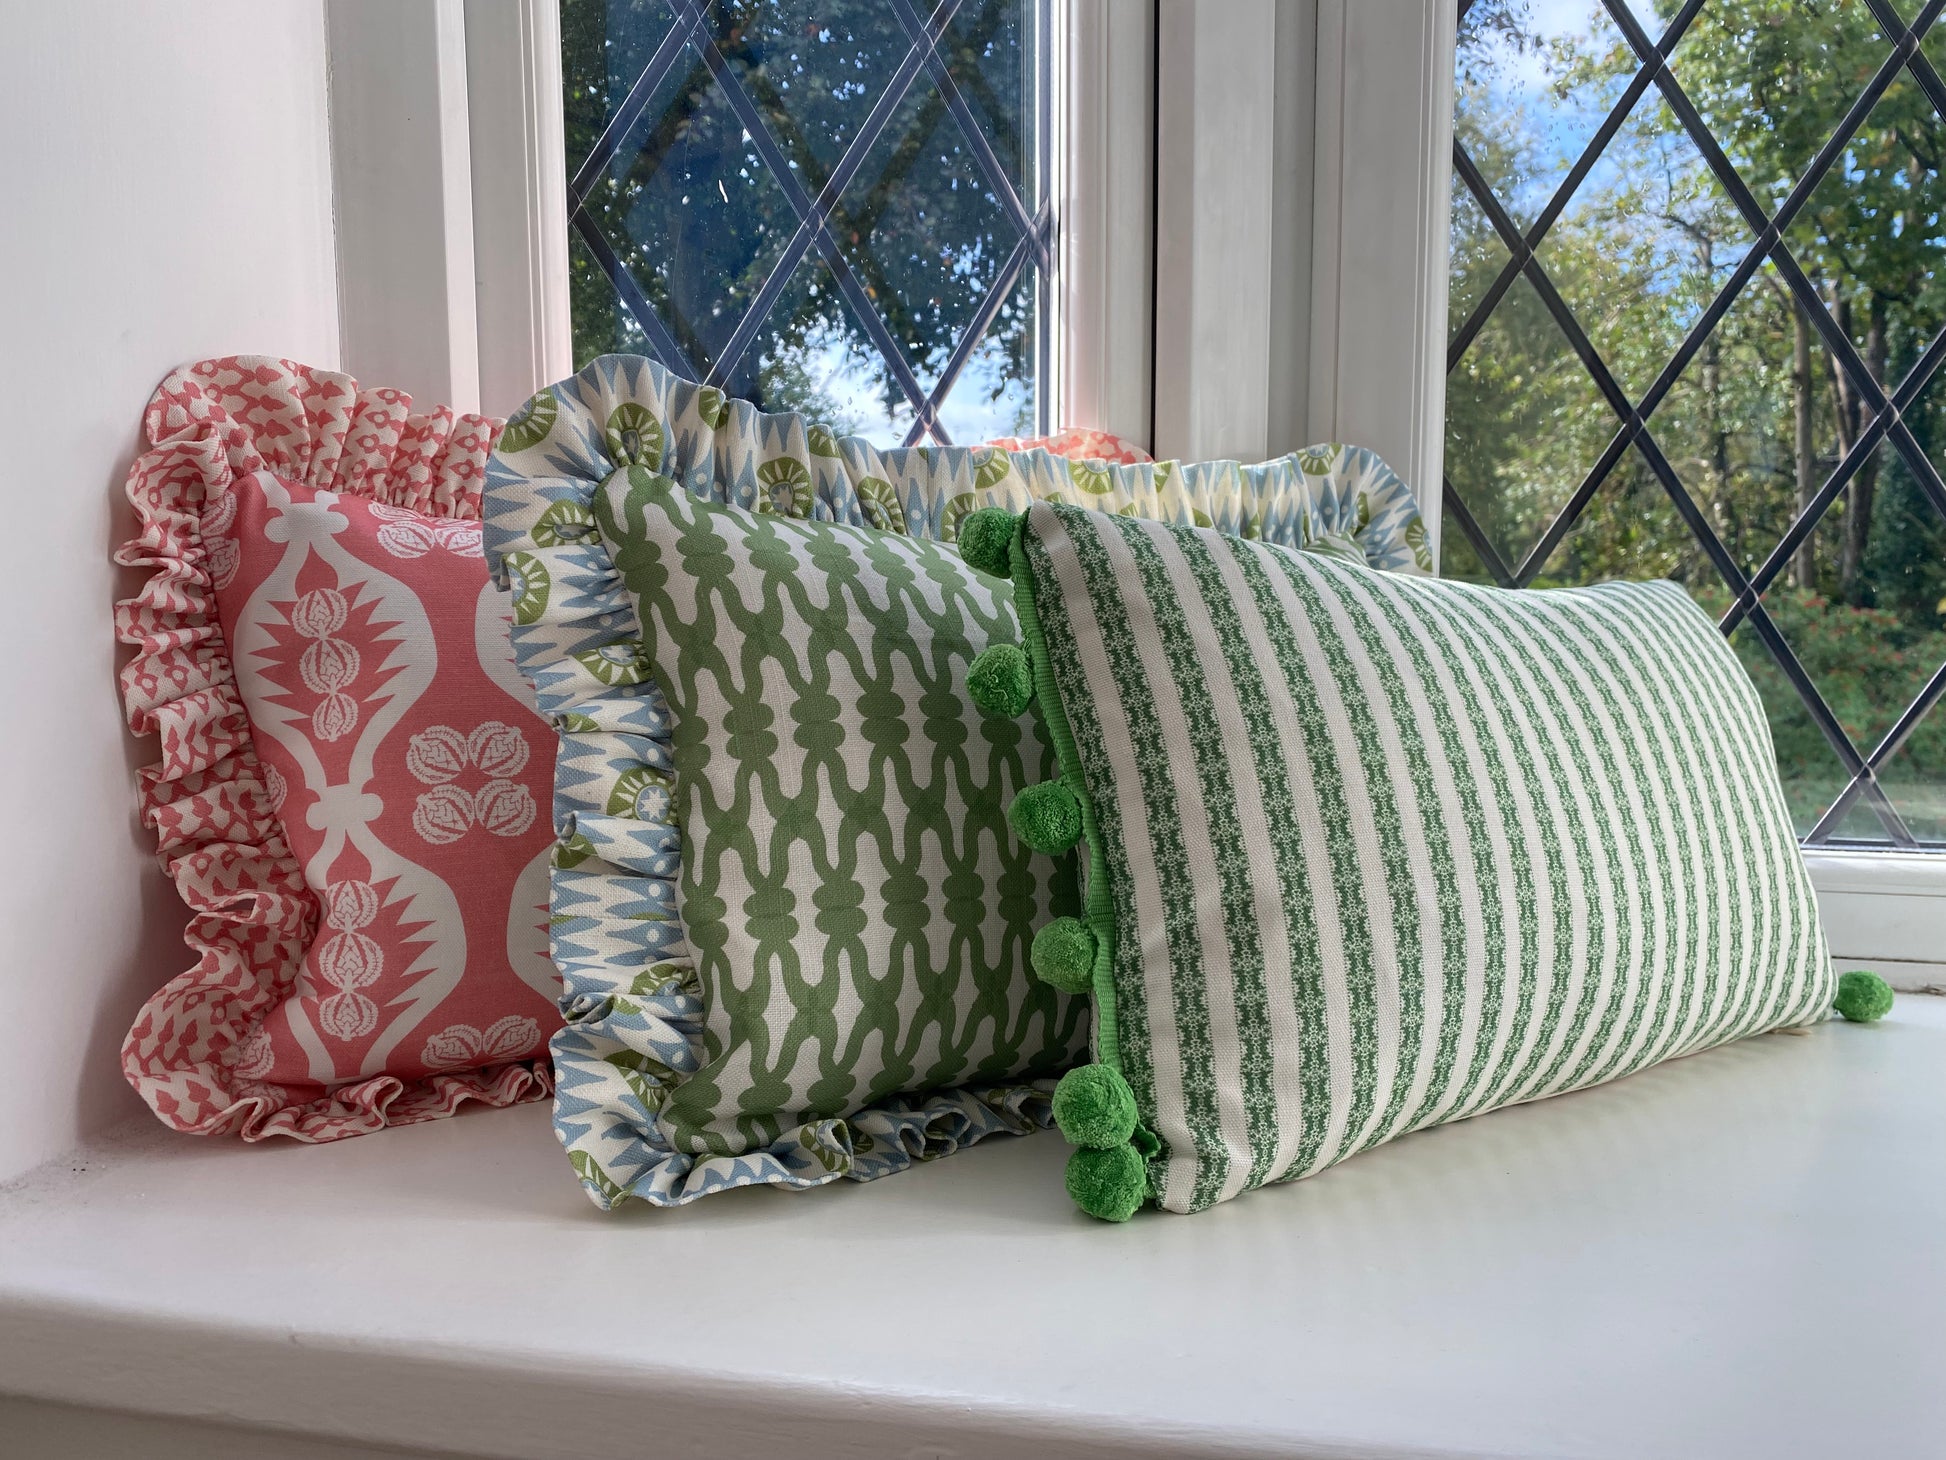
[988, 500, 1836, 1218]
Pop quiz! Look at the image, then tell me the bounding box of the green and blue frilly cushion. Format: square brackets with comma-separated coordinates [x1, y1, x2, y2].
[482, 353, 1431, 1209]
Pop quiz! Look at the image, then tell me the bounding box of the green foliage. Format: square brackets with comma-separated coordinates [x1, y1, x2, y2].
[1450, 1, 1946, 840]
[560, 0, 1037, 427]
[1718, 588, 1946, 837]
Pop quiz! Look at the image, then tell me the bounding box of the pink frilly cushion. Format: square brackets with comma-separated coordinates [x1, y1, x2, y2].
[983, 428, 1153, 465]
[115, 357, 560, 1141]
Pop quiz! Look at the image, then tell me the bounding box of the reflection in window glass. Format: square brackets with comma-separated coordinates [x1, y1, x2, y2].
[561, 0, 1049, 446]
[1446, 1, 1946, 846]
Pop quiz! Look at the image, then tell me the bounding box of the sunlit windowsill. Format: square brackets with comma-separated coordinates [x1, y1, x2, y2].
[1806, 848, 1946, 983]
[1, 998, 1941, 1460]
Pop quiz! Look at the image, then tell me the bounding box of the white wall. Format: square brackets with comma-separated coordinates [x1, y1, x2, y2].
[0, 2, 340, 1182]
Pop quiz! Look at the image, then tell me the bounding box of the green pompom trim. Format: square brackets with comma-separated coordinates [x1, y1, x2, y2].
[1834, 969, 1895, 1023]
[968, 642, 1034, 718]
[1009, 781, 1083, 854]
[1065, 1143, 1148, 1222]
[1031, 917, 1097, 994]
[1053, 1064, 1138, 1150]
[959, 506, 1020, 578]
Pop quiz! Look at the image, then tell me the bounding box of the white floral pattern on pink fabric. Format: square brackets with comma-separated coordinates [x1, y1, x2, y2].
[315, 879, 384, 1041]
[407, 720, 537, 843]
[370, 502, 487, 560]
[113, 356, 558, 1143]
[982, 427, 1153, 465]
[423, 1015, 543, 1070]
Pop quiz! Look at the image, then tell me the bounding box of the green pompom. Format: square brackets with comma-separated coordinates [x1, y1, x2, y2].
[1834, 969, 1895, 1023]
[1054, 1064, 1138, 1150]
[1065, 1143, 1148, 1222]
[959, 507, 1020, 578]
[1031, 917, 1097, 994]
[1009, 781, 1082, 854]
[968, 642, 1034, 718]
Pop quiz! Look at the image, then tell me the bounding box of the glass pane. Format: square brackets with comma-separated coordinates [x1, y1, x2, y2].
[1439, 508, 1500, 586]
[562, 0, 1047, 446]
[1670, 0, 1896, 212]
[1445, 0, 1946, 847]
[713, 0, 912, 179]
[1453, 0, 1637, 231]
[829, 71, 1019, 402]
[567, 227, 655, 364]
[1727, 618, 1855, 836]
[933, 272, 1038, 443]
[1879, 698, 1946, 843]
[748, 260, 901, 438]
[561, 0, 678, 178]
[568, 49, 797, 382]
[1761, 433, 1946, 786]
[1534, 94, 1752, 400]
[941, 0, 1041, 200]
[1646, 260, 1825, 578]
[1445, 270, 1616, 573]
[1527, 442, 1701, 590]
[1449, 185, 1512, 339]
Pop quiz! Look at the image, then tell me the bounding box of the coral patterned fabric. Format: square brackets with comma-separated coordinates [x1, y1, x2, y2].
[115, 357, 558, 1141]
[983, 427, 1152, 465]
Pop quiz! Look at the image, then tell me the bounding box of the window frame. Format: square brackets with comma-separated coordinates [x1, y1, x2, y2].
[325, 0, 1946, 973]
[1058, 0, 1156, 450]
[1348, 0, 1946, 970]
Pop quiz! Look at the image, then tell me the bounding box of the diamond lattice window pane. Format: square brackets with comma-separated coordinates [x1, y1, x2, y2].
[1446, 269, 1616, 577]
[1446, 0, 1946, 848]
[1725, 616, 1860, 835]
[1644, 260, 1821, 576]
[1452, 1, 1638, 231]
[718, 0, 916, 176]
[1534, 96, 1754, 400]
[1449, 182, 1512, 338]
[1669, 0, 1895, 211]
[1528, 442, 1693, 589]
[940, 0, 1042, 196]
[562, 0, 1050, 445]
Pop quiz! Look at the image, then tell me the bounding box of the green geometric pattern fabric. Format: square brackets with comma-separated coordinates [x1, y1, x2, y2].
[595, 471, 1085, 1156]
[482, 353, 1431, 1208]
[1004, 501, 1835, 1217]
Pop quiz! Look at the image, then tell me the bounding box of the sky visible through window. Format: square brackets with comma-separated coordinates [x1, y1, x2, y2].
[561, 0, 1047, 447]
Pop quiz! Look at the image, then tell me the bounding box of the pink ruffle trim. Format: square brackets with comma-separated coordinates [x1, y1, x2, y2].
[113, 356, 551, 1141]
[984, 427, 1153, 465]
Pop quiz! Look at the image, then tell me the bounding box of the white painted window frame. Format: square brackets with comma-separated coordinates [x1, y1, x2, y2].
[1058, 0, 1156, 451]
[326, 0, 570, 420]
[331, 0, 1133, 434]
[325, 0, 1941, 976]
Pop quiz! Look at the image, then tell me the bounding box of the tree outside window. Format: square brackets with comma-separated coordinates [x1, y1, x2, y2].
[1447, 0, 1946, 845]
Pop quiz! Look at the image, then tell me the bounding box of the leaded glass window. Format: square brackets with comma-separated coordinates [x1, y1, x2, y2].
[1446, 0, 1946, 848]
[561, 0, 1052, 446]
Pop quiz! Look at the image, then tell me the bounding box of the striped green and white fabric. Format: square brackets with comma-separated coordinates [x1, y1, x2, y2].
[1005, 500, 1834, 1217]
[484, 355, 1432, 1207]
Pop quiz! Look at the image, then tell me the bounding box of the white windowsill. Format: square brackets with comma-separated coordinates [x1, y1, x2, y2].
[1806, 850, 1946, 981]
[2, 997, 1942, 1460]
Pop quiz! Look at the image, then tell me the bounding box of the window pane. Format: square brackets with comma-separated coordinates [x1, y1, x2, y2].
[561, 0, 1049, 446]
[1445, 0, 1946, 849]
